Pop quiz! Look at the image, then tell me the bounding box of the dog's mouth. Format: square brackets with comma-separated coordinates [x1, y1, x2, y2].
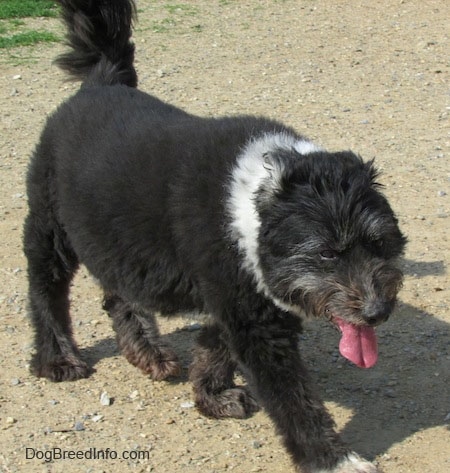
[332, 317, 378, 369]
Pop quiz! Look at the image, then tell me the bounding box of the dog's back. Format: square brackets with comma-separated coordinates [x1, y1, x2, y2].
[56, 0, 137, 87]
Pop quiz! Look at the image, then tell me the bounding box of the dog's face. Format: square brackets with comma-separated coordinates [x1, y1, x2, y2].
[255, 150, 406, 367]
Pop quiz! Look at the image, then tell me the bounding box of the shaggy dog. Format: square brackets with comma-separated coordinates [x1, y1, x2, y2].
[24, 1, 406, 472]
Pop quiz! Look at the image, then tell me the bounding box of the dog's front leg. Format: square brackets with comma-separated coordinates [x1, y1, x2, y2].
[228, 317, 379, 473]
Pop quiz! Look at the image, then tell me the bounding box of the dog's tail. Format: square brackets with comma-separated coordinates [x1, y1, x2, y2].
[55, 0, 137, 87]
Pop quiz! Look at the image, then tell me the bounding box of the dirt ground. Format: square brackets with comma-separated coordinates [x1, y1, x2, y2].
[0, 1, 449, 472]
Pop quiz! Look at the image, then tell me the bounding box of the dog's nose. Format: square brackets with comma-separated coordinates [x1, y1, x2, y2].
[363, 301, 391, 326]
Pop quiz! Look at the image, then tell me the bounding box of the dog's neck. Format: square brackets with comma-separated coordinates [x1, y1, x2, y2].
[227, 132, 321, 313]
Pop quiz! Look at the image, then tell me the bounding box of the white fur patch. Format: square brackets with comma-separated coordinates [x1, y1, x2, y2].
[294, 139, 323, 155]
[227, 131, 321, 310]
[314, 453, 379, 473]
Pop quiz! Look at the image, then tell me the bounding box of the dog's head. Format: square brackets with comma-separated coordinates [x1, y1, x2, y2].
[228, 136, 406, 368]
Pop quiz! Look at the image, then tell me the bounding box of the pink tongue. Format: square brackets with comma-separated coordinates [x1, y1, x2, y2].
[335, 318, 378, 368]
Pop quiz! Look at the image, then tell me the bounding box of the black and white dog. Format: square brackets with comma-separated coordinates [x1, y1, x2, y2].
[24, 1, 406, 472]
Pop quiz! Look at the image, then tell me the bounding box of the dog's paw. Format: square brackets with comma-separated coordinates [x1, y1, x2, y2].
[147, 356, 182, 381]
[31, 355, 92, 382]
[196, 386, 260, 419]
[315, 453, 380, 473]
[127, 345, 181, 381]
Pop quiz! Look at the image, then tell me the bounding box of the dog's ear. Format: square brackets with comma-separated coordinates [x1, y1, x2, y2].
[363, 158, 383, 188]
[254, 152, 286, 210]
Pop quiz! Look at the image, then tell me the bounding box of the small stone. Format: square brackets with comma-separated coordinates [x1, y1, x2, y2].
[180, 401, 195, 409]
[73, 421, 85, 431]
[6, 417, 17, 424]
[91, 414, 104, 423]
[100, 391, 112, 406]
[48, 400, 59, 406]
[129, 390, 139, 400]
[10, 378, 20, 386]
[185, 322, 202, 332]
[252, 440, 263, 449]
[437, 190, 447, 197]
[13, 74, 21, 80]
[136, 400, 146, 411]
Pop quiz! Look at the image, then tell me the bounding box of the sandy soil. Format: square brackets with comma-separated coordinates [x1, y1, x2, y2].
[0, 1, 449, 472]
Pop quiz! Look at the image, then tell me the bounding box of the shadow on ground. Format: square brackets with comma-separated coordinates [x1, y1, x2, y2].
[78, 259, 449, 460]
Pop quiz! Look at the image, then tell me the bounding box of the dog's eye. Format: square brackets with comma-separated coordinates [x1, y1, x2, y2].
[320, 249, 339, 260]
[366, 239, 385, 255]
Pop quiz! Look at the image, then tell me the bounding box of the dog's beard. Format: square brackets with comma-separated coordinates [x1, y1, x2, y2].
[260, 249, 404, 368]
[260, 252, 404, 368]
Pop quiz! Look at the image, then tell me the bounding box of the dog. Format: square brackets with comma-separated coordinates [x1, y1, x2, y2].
[23, 1, 406, 472]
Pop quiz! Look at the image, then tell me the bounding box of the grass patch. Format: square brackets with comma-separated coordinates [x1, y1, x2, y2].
[148, 3, 201, 35]
[0, 30, 59, 49]
[0, 0, 58, 19]
[0, 0, 60, 52]
[163, 4, 199, 16]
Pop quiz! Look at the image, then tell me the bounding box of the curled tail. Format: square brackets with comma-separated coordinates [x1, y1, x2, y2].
[55, 0, 137, 87]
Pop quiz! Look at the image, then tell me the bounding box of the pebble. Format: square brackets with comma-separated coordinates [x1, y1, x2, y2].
[6, 417, 16, 425]
[10, 378, 20, 386]
[91, 414, 104, 423]
[73, 421, 85, 431]
[100, 391, 112, 406]
[180, 401, 195, 409]
[185, 322, 202, 332]
[252, 440, 263, 449]
[129, 390, 139, 400]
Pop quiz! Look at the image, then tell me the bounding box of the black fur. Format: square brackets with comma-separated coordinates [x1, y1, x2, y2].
[24, 1, 406, 472]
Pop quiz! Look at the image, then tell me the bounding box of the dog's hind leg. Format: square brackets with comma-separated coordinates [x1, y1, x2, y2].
[24, 213, 91, 382]
[189, 323, 259, 419]
[103, 294, 181, 380]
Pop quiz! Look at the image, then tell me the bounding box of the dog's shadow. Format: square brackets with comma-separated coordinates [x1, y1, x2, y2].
[79, 259, 448, 459]
[301, 254, 449, 459]
[302, 258, 449, 459]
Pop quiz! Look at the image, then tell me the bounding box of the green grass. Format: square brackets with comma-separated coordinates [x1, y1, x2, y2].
[163, 4, 199, 16]
[0, 0, 58, 19]
[0, 0, 59, 51]
[0, 30, 58, 49]
[149, 3, 202, 34]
